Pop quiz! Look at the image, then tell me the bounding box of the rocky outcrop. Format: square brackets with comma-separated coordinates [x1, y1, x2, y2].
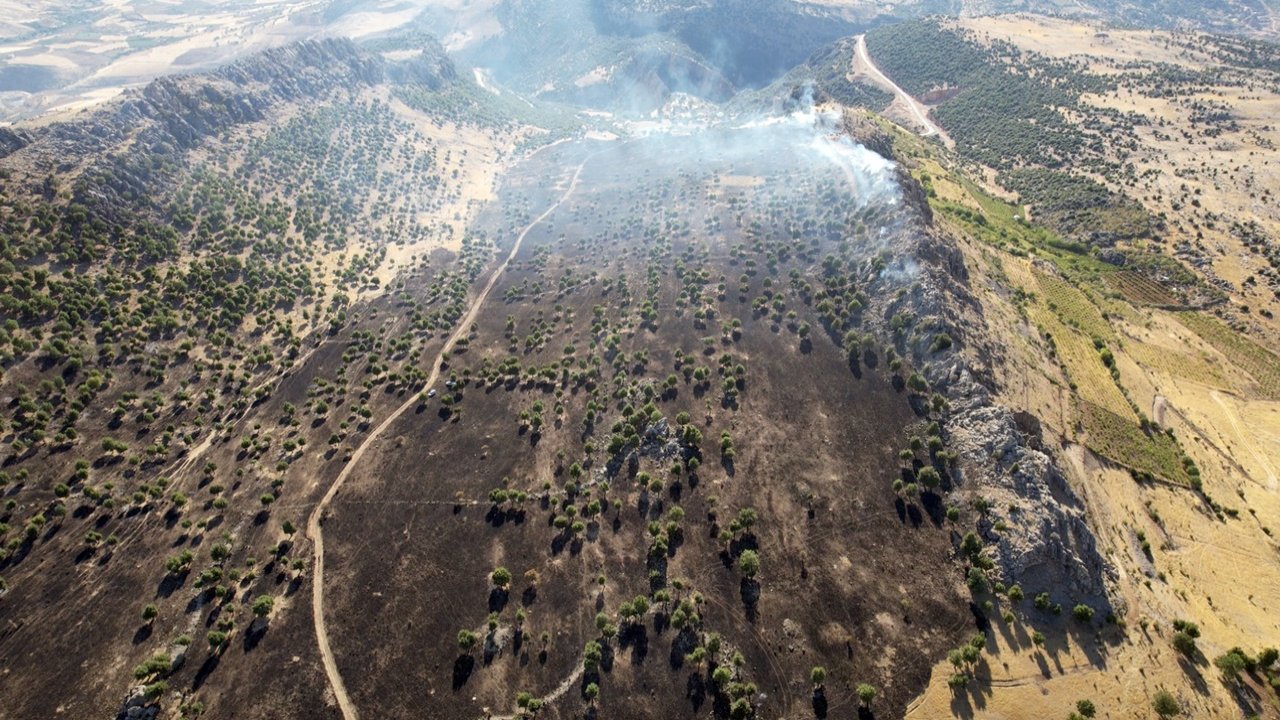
[840, 110, 895, 162]
[849, 124, 1115, 611]
[0, 127, 31, 159]
[8, 37, 454, 163]
[3, 36, 457, 226]
[940, 367, 1114, 606]
[115, 686, 159, 720]
[842, 111, 935, 226]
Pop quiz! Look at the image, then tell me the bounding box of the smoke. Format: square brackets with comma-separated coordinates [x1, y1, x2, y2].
[396, 1, 919, 283]
[605, 92, 902, 212]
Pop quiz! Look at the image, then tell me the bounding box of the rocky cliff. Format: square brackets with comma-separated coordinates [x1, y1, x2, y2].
[848, 118, 1116, 611]
[1, 37, 456, 228]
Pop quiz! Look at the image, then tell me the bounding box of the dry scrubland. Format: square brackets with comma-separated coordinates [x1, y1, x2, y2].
[864, 20, 1280, 708]
[955, 14, 1280, 345]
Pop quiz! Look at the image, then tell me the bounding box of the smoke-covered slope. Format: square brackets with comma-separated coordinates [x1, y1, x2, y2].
[4, 5, 1279, 720]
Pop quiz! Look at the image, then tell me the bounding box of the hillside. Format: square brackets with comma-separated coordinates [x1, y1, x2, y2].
[0, 9, 1279, 720]
[852, 15, 1280, 719]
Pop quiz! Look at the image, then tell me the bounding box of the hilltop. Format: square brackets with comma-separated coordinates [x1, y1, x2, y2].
[0, 9, 1278, 720]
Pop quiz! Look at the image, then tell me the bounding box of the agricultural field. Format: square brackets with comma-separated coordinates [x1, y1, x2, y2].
[1106, 271, 1183, 308]
[1177, 312, 1280, 400]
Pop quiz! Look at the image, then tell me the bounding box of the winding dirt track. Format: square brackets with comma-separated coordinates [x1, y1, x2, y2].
[307, 157, 591, 720]
[1210, 390, 1278, 489]
[853, 34, 954, 148]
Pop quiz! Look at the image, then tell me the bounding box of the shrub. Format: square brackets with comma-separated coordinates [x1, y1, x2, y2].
[252, 595, 274, 618]
[491, 566, 512, 588]
[966, 567, 988, 593]
[1152, 689, 1180, 717]
[1257, 647, 1278, 670]
[206, 631, 228, 649]
[1214, 650, 1247, 681]
[457, 629, 477, 651]
[1172, 631, 1197, 657]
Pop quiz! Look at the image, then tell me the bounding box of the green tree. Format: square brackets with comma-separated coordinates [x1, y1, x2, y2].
[491, 566, 512, 588]
[142, 604, 159, 623]
[1213, 650, 1247, 681]
[857, 683, 877, 707]
[966, 567, 988, 593]
[252, 594, 274, 619]
[207, 630, 228, 650]
[583, 640, 603, 671]
[810, 666, 826, 687]
[457, 629, 477, 653]
[1152, 690, 1180, 717]
[1075, 699, 1096, 718]
[917, 466, 941, 490]
[1172, 631, 1197, 657]
[738, 550, 760, 579]
[1257, 647, 1278, 670]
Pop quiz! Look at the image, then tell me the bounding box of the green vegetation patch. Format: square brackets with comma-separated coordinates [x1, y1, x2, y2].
[803, 41, 894, 109]
[1176, 312, 1280, 399]
[866, 19, 1154, 244]
[1035, 270, 1115, 343]
[1003, 169, 1151, 243]
[1080, 401, 1189, 484]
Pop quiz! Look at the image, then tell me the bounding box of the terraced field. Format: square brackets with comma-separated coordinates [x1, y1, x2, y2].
[1106, 270, 1182, 307]
[1177, 312, 1280, 400]
[1036, 270, 1116, 342]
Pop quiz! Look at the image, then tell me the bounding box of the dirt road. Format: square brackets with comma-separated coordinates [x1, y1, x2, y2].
[1210, 390, 1278, 489]
[853, 34, 954, 147]
[306, 157, 591, 720]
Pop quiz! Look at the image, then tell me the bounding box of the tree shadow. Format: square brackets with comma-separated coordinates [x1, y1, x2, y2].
[192, 652, 221, 690]
[686, 671, 707, 713]
[906, 503, 923, 528]
[488, 587, 509, 613]
[740, 578, 760, 622]
[812, 688, 828, 718]
[669, 628, 697, 671]
[452, 655, 475, 690]
[618, 622, 648, 665]
[1226, 677, 1264, 717]
[241, 619, 267, 652]
[920, 491, 945, 527]
[1177, 655, 1211, 696]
